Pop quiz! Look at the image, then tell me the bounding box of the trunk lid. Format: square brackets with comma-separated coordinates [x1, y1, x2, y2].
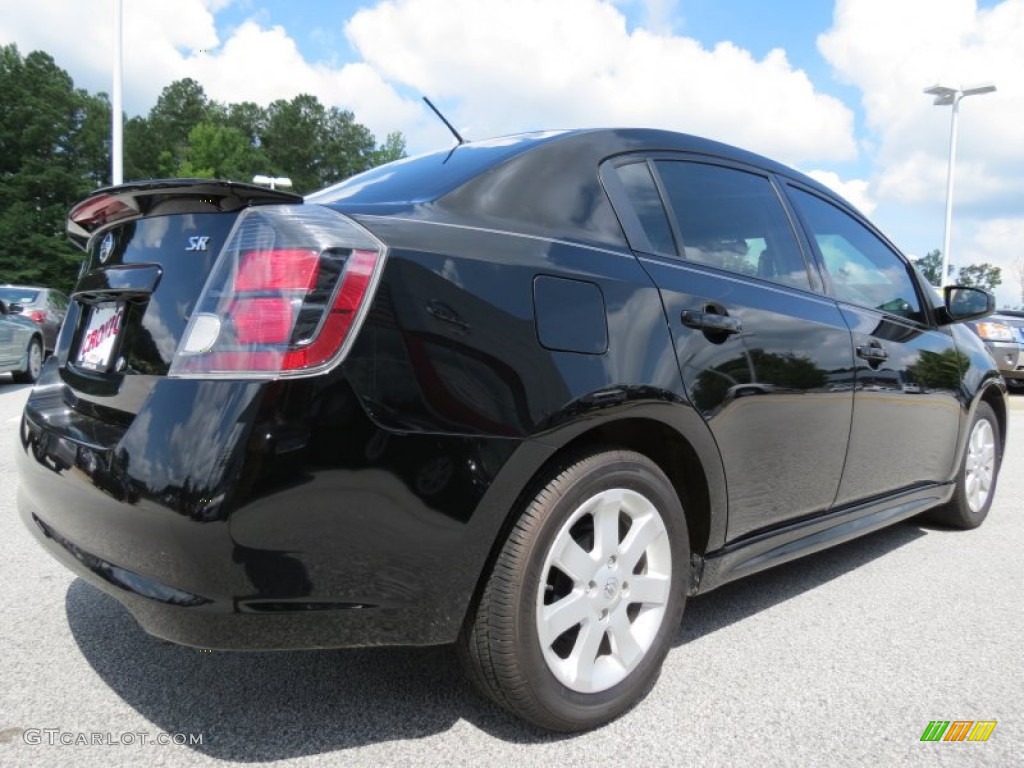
[57, 180, 303, 420]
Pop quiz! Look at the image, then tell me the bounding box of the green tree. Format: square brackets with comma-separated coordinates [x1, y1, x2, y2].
[75, 91, 112, 188]
[916, 249, 951, 287]
[146, 78, 216, 177]
[262, 94, 380, 193]
[373, 131, 407, 166]
[176, 122, 266, 180]
[0, 45, 94, 289]
[956, 262, 1002, 292]
[222, 101, 268, 147]
[124, 115, 161, 179]
[917, 249, 1002, 292]
[0, 47, 405, 291]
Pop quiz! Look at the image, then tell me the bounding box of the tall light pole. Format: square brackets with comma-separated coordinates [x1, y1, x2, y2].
[111, 0, 123, 185]
[924, 83, 996, 287]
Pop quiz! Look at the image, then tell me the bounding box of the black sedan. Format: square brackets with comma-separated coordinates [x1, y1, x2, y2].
[17, 129, 1006, 731]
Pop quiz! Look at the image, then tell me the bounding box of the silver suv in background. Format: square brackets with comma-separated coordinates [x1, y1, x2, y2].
[970, 310, 1024, 392]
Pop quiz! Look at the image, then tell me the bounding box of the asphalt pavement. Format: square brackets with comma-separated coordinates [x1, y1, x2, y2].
[1, 376, 1021, 767]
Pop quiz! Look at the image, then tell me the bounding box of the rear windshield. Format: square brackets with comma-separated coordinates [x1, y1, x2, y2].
[0, 288, 40, 304]
[307, 131, 569, 206]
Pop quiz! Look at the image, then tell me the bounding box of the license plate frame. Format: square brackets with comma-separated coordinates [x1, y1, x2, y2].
[76, 302, 125, 372]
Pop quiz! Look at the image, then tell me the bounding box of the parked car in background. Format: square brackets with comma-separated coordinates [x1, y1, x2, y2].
[0, 298, 44, 382]
[17, 129, 1007, 732]
[968, 310, 1024, 392]
[0, 285, 69, 354]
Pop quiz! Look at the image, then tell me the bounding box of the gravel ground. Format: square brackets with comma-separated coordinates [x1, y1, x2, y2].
[1, 378, 1021, 767]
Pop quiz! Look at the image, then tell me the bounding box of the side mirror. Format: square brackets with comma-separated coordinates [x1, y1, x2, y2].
[0, 300, 8, 316]
[8, 302, 24, 314]
[941, 285, 995, 324]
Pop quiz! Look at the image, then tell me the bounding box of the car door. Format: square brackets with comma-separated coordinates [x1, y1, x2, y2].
[0, 303, 19, 366]
[603, 156, 857, 541]
[784, 184, 962, 506]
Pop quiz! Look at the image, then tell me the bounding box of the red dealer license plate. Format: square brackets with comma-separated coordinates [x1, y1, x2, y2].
[76, 302, 125, 371]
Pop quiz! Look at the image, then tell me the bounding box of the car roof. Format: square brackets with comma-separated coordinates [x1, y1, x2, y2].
[310, 128, 844, 249]
[312, 128, 831, 205]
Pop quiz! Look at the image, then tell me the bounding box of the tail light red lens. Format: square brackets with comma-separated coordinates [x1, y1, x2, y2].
[231, 297, 295, 345]
[26, 309, 47, 324]
[235, 249, 320, 292]
[170, 205, 385, 379]
[283, 249, 377, 371]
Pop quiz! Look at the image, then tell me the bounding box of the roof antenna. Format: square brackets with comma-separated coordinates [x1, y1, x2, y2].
[423, 96, 465, 147]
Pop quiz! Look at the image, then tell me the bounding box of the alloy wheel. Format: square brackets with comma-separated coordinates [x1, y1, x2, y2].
[28, 341, 42, 379]
[535, 488, 672, 693]
[963, 416, 996, 514]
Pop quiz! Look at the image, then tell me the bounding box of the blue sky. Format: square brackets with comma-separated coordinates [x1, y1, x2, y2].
[0, 0, 1021, 306]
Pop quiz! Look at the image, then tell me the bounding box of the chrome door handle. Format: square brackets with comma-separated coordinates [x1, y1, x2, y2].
[681, 310, 742, 335]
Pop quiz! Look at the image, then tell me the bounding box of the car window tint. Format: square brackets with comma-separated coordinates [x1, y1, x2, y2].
[790, 188, 922, 320]
[654, 161, 810, 290]
[614, 161, 676, 255]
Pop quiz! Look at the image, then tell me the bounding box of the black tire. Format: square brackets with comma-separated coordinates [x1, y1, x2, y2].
[12, 336, 43, 384]
[460, 449, 688, 732]
[927, 401, 1000, 529]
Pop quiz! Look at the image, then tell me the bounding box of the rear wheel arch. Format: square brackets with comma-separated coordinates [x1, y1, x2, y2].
[559, 418, 715, 560]
[462, 409, 722, 637]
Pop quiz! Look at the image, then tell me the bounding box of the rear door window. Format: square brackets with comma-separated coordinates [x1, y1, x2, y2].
[653, 161, 811, 290]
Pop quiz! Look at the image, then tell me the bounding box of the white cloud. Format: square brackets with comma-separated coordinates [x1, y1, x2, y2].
[0, 0, 857, 164]
[347, 0, 856, 163]
[961, 218, 1024, 308]
[611, 0, 683, 34]
[179, 21, 422, 140]
[805, 170, 876, 215]
[0, 0, 220, 114]
[818, 0, 1024, 208]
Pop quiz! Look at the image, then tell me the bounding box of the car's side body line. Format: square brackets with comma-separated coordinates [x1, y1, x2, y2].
[352, 213, 635, 259]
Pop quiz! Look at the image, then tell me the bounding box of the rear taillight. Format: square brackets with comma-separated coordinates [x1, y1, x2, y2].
[25, 309, 47, 324]
[169, 205, 385, 379]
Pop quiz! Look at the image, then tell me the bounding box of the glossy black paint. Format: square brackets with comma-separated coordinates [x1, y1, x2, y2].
[18, 129, 1007, 650]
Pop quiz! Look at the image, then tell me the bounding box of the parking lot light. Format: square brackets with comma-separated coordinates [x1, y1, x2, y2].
[924, 83, 997, 288]
[252, 175, 293, 190]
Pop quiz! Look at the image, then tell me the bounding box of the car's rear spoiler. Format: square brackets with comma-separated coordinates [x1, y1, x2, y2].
[66, 179, 304, 250]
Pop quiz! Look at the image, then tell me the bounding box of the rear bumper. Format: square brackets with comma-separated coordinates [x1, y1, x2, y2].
[16, 372, 523, 650]
[20, 501, 451, 649]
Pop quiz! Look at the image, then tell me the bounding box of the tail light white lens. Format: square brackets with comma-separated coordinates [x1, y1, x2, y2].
[169, 205, 385, 379]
